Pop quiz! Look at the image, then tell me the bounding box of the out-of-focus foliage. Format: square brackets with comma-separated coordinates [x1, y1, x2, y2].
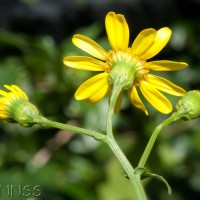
[0, 0, 200, 199]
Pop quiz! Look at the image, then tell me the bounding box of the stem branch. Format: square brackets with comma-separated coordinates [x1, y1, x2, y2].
[34, 116, 106, 142]
[138, 112, 182, 168]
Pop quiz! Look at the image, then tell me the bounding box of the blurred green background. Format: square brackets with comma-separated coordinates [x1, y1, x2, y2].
[0, 0, 200, 199]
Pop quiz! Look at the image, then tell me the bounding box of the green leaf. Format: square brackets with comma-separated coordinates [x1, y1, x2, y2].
[135, 167, 172, 195]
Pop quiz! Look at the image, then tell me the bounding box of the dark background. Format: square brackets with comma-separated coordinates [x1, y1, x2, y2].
[0, 0, 200, 199]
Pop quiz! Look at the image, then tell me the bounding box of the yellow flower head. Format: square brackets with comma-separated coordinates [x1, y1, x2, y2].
[0, 85, 39, 127]
[63, 11, 188, 115]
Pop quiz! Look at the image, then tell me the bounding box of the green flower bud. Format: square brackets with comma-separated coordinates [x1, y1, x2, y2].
[176, 90, 200, 120]
[8, 99, 40, 127]
[0, 85, 41, 127]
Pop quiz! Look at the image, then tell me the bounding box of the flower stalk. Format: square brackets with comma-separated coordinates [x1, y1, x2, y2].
[138, 111, 182, 168]
[106, 136, 147, 200]
[105, 79, 147, 200]
[33, 116, 106, 142]
[106, 79, 123, 138]
[138, 90, 200, 168]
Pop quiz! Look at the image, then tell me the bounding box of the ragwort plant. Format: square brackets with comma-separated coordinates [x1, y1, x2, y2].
[1, 12, 199, 200]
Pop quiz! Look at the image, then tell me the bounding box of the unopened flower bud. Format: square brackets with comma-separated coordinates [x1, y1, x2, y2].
[0, 85, 40, 127]
[176, 90, 200, 120]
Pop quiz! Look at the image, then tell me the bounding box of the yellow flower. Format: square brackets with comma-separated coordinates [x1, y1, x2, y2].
[0, 85, 39, 127]
[63, 11, 188, 115]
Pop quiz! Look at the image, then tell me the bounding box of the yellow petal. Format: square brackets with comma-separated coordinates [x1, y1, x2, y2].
[0, 90, 9, 97]
[147, 74, 186, 96]
[146, 60, 188, 71]
[4, 85, 16, 93]
[63, 56, 105, 71]
[131, 28, 156, 56]
[128, 86, 148, 115]
[11, 85, 28, 99]
[139, 80, 172, 114]
[4, 85, 19, 99]
[4, 85, 28, 100]
[87, 84, 110, 103]
[72, 34, 107, 60]
[105, 12, 129, 51]
[140, 27, 172, 60]
[114, 92, 123, 113]
[75, 73, 109, 100]
[0, 114, 7, 118]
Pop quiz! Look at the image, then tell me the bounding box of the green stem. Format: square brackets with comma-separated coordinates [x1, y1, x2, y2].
[32, 76, 148, 199]
[138, 111, 182, 168]
[33, 116, 106, 142]
[106, 137, 147, 200]
[106, 82, 122, 138]
[106, 80, 147, 200]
